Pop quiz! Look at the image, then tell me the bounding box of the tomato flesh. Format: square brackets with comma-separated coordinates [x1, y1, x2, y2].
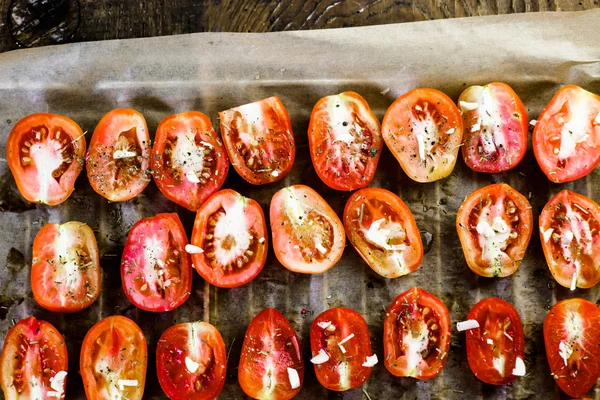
[6, 113, 86, 205]
[32, 221, 101, 312]
[384, 287, 451, 380]
[157, 322, 227, 400]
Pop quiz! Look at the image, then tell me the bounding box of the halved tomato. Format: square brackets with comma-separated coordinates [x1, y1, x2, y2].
[6, 113, 85, 205]
[456, 183, 533, 277]
[0, 317, 68, 399]
[343, 188, 423, 278]
[465, 298, 525, 385]
[121, 213, 192, 311]
[310, 307, 373, 391]
[533, 85, 600, 183]
[156, 322, 227, 400]
[539, 190, 600, 290]
[459, 82, 528, 173]
[308, 92, 382, 191]
[270, 185, 345, 274]
[32, 221, 101, 312]
[544, 298, 600, 398]
[151, 112, 229, 211]
[381, 88, 463, 182]
[80, 315, 147, 400]
[239, 308, 303, 399]
[190, 189, 267, 288]
[384, 287, 451, 380]
[87, 109, 151, 201]
[219, 96, 295, 185]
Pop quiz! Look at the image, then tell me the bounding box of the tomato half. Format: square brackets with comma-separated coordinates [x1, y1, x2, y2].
[544, 298, 600, 398]
[156, 322, 227, 400]
[6, 113, 85, 205]
[151, 112, 229, 211]
[465, 298, 525, 385]
[219, 96, 295, 185]
[87, 109, 151, 201]
[533, 85, 600, 183]
[343, 188, 423, 278]
[456, 183, 533, 277]
[384, 287, 451, 380]
[190, 189, 267, 288]
[381, 88, 463, 182]
[310, 307, 373, 391]
[459, 82, 528, 173]
[80, 316, 147, 400]
[539, 190, 600, 290]
[0, 317, 68, 399]
[270, 185, 345, 274]
[308, 92, 382, 191]
[121, 213, 192, 311]
[32, 221, 101, 312]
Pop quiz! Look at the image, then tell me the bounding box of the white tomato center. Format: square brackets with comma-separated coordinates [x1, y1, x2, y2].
[170, 132, 210, 183]
[28, 137, 66, 202]
[402, 320, 429, 377]
[213, 200, 252, 265]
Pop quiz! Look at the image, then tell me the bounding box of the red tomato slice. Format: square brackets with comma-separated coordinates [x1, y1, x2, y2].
[80, 316, 147, 400]
[456, 183, 533, 277]
[0, 317, 68, 399]
[6, 113, 85, 205]
[270, 184, 345, 274]
[381, 88, 463, 182]
[539, 190, 600, 290]
[121, 213, 192, 311]
[219, 96, 295, 185]
[190, 189, 267, 288]
[533, 85, 600, 183]
[459, 82, 528, 173]
[238, 308, 304, 400]
[544, 298, 600, 398]
[465, 298, 525, 385]
[87, 108, 151, 201]
[156, 322, 227, 400]
[384, 287, 451, 380]
[343, 188, 423, 278]
[151, 112, 229, 211]
[310, 307, 373, 391]
[32, 221, 101, 312]
[308, 92, 382, 191]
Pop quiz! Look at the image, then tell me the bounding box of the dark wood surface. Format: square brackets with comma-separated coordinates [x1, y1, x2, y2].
[0, 0, 598, 54]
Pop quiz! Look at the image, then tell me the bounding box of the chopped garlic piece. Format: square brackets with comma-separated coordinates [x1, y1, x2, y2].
[446, 128, 455, 134]
[315, 242, 327, 254]
[50, 371, 67, 392]
[416, 132, 426, 160]
[339, 344, 347, 354]
[118, 379, 138, 389]
[113, 150, 137, 159]
[559, 341, 573, 366]
[185, 171, 200, 183]
[185, 244, 204, 254]
[459, 101, 479, 111]
[456, 320, 479, 331]
[338, 333, 355, 345]
[287, 367, 300, 389]
[259, 237, 266, 244]
[541, 228, 554, 243]
[362, 354, 378, 367]
[530, 119, 537, 126]
[512, 357, 526, 376]
[310, 349, 330, 364]
[486, 338, 494, 345]
[272, 170, 280, 177]
[185, 356, 200, 373]
[503, 332, 513, 341]
[317, 321, 335, 331]
[471, 118, 481, 132]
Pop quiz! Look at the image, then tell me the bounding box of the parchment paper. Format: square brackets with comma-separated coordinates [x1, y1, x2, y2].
[0, 9, 600, 399]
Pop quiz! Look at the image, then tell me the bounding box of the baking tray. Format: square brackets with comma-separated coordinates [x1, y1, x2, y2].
[1, 9, 600, 399]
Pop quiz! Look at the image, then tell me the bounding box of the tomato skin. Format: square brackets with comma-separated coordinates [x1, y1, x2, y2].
[191, 189, 268, 288]
[121, 213, 192, 311]
[0, 317, 68, 399]
[80, 315, 148, 400]
[459, 82, 528, 173]
[32, 221, 101, 312]
[465, 298, 525, 385]
[6, 113, 86, 205]
[87, 108, 151, 202]
[539, 190, 600, 289]
[533, 85, 600, 183]
[383, 287, 451, 380]
[544, 298, 600, 398]
[239, 308, 304, 400]
[456, 183, 533, 278]
[156, 322, 227, 400]
[381, 88, 463, 183]
[308, 92, 382, 191]
[219, 96, 295, 185]
[310, 308, 373, 391]
[343, 188, 423, 278]
[151, 112, 229, 211]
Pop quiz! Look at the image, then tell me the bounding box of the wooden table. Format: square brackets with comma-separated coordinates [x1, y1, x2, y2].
[0, 0, 598, 53]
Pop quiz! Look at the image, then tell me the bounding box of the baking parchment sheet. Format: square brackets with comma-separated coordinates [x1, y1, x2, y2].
[1, 9, 600, 399]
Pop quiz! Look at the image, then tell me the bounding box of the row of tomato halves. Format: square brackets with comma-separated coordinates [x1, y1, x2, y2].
[2, 289, 596, 400]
